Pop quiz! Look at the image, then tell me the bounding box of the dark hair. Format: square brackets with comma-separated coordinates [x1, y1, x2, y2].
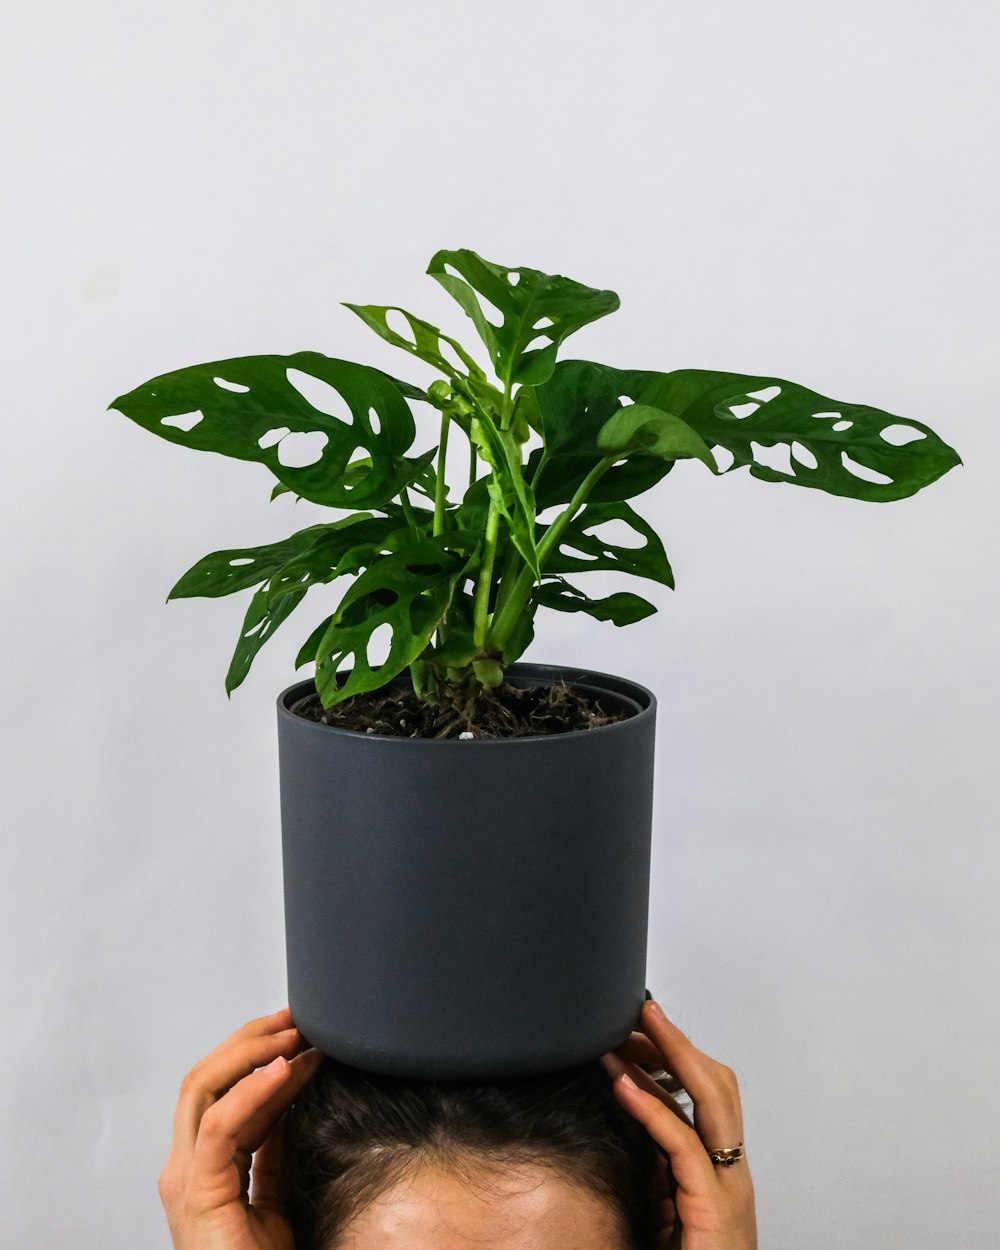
[282, 1056, 664, 1249]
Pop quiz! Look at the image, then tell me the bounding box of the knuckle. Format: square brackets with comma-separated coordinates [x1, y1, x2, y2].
[714, 1062, 739, 1089]
[157, 1165, 179, 1205]
[179, 1066, 202, 1098]
[198, 1102, 225, 1137]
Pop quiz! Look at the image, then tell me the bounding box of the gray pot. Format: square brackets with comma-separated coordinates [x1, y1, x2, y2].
[276, 662, 656, 1079]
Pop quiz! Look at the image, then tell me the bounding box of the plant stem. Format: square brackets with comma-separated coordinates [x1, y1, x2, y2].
[473, 495, 501, 647]
[433, 411, 451, 537]
[470, 383, 513, 649]
[400, 488, 419, 532]
[488, 455, 615, 650]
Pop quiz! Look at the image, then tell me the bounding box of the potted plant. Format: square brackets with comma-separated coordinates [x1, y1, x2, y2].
[111, 248, 960, 1078]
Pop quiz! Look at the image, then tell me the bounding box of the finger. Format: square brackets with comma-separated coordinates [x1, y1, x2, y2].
[638, 1000, 744, 1149]
[171, 1021, 303, 1160]
[185, 1049, 320, 1218]
[251, 1049, 324, 1214]
[610, 1055, 695, 1135]
[615, 1034, 685, 1092]
[601, 1052, 717, 1197]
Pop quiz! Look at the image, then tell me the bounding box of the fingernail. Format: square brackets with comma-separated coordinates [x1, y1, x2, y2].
[645, 998, 667, 1022]
[265, 1056, 288, 1075]
[618, 1071, 638, 1092]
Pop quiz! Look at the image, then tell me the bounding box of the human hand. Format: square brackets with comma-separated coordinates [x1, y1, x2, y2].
[159, 1006, 323, 1250]
[601, 999, 757, 1250]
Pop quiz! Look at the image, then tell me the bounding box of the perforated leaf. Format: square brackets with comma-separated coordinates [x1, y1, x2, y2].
[265, 516, 408, 604]
[225, 586, 306, 695]
[543, 502, 674, 588]
[427, 249, 619, 387]
[168, 524, 338, 600]
[314, 535, 477, 706]
[110, 352, 429, 509]
[535, 578, 656, 625]
[343, 304, 487, 382]
[637, 370, 962, 501]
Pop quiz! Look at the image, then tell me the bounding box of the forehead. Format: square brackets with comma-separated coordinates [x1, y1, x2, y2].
[334, 1159, 627, 1249]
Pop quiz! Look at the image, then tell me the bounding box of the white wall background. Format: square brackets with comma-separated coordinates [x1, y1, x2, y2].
[2, 2, 997, 1246]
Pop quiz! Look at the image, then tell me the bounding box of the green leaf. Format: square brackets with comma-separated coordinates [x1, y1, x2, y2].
[110, 352, 429, 509]
[314, 535, 476, 705]
[526, 360, 676, 507]
[343, 304, 487, 381]
[225, 586, 306, 694]
[597, 404, 717, 473]
[637, 370, 962, 502]
[543, 502, 674, 588]
[168, 524, 338, 600]
[535, 578, 656, 625]
[427, 249, 620, 387]
[265, 516, 410, 603]
[295, 614, 335, 669]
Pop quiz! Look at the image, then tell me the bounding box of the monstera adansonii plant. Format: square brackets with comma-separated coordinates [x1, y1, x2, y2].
[110, 248, 961, 718]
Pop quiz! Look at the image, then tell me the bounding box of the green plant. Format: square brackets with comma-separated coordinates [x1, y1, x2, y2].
[111, 248, 960, 716]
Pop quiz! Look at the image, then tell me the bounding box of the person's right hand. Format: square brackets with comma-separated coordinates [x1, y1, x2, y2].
[159, 1006, 323, 1250]
[601, 998, 757, 1250]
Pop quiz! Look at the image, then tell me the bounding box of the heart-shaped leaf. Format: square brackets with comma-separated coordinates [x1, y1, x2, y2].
[427, 249, 619, 387]
[314, 535, 477, 705]
[543, 501, 674, 588]
[526, 360, 677, 507]
[110, 352, 430, 509]
[637, 370, 962, 501]
[535, 578, 657, 625]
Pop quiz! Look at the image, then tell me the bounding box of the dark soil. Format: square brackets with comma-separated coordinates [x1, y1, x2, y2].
[294, 680, 628, 740]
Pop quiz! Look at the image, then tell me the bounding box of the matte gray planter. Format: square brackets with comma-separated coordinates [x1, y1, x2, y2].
[277, 662, 656, 1079]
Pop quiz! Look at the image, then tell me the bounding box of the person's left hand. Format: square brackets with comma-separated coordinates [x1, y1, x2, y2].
[158, 1006, 323, 1250]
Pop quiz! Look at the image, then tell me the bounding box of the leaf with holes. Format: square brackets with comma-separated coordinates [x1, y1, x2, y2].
[110, 352, 430, 509]
[314, 535, 477, 706]
[535, 578, 657, 626]
[265, 516, 410, 605]
[427, 249, 619, 388]
[636, 370, 962, 502]
[225, 586, 307, 695]
[168, 524, 339, 600]
[343, 304, 487, 383]
[543, 502, 674, 588]
[526, 360, 677, 507]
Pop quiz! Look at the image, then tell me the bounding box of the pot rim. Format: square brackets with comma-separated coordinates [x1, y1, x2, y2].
[277, 661, 655, 745]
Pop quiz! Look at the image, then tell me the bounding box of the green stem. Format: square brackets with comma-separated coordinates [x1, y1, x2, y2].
[470, 383, 513, 649]
[433, 411, 451, 537]
[491, 535, 522, 620]
[488, 456, 615, 650]
[400, 488, 419, 532]
[473, 495, 501, 648]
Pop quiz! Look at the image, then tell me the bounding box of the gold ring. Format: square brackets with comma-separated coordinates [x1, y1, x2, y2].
[707, 1142, 744, 1167]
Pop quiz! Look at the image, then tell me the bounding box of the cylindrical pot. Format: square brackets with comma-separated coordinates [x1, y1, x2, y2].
[277, 662, 656, 1079]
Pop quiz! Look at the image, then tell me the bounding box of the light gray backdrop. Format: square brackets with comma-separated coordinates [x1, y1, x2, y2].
[2, 2, 997, 1247]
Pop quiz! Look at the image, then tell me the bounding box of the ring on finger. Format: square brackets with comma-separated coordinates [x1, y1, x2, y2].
[706, 1142, 744, 1167]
